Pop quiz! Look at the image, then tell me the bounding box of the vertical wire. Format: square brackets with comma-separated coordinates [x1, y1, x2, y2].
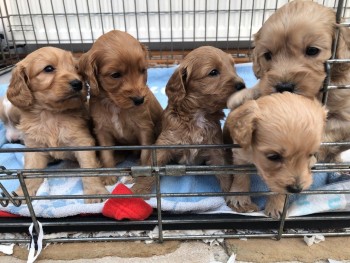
[237, 0, 243, 56]
[169, 0, 173, 60]
[74, 0, 84, 45]
[216, 0, 220, 43]
[97, 0, 104, 35]
[86, 0, 95, 43]
[276, 195, 289, 240]
[145, 0, 152, 60]
[134, 0, 140, 40]
[26, 0, 39, 48]
[38, 0, 49, 44]
[157, 0, 162, 61]
[122, 0, 127, 32]
[181, 0, 185, 59]
[1, 1, 19, 64]
[110, 0, 116, 30]
[204, 0, 207, 42]
[193, 0, 195, 43]
[225, 0, 232, 51]
[62, 0, 73, 50]
[49, 0, 60, 44]
[248, 0, 255, 56]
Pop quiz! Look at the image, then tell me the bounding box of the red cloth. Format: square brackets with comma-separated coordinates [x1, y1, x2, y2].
[102, 183, 153, 221]
[0, 211, 20, 217]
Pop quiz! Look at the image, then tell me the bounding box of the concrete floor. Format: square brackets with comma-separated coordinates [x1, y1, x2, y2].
[1, 238, 350, 263]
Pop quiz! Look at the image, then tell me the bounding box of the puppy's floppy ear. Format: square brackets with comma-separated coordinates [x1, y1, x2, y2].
[7, 64, 33, 109]
[78, 52, 99, 96]
[165, 66, 187, 104]
[141, 43, 149, 82]
[226, 100, 260, 149]
[332, 24, 350, 77]
[252, 30, 263, 79]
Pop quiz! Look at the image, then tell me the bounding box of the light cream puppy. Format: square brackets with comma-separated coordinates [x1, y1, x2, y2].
[225, 92, 327, 218]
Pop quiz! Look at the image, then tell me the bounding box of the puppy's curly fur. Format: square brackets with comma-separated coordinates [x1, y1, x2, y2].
[225, 92, 327, 218]
[227, 1, 350, 162]
[7, 47, 108, 203]
[131, 46, 246, 195]
[79, 30, 163, 185]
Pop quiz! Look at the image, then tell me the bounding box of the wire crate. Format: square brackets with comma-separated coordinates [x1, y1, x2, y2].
[0, 0, 349, 247]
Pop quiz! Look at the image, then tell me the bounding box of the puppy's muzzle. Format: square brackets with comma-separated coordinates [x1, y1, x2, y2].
[286, 184, 303, 193]
[275, 82, 295, 93]
[130, 96, 145, 106]
[70, 79, 83, 92]
[235, 82, 246, 91]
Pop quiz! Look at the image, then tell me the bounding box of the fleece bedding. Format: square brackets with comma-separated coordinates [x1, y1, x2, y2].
[0, 63, 349, 218]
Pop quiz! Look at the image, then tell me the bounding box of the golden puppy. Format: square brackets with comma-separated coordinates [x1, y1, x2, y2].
[225, 92, 327, 218]
[131, 46, 246, 195]
[78, 30, 163, 185]
[227, 1, 350, 162]
[7, 47, 108, 203]
[0, 95, 23, 143]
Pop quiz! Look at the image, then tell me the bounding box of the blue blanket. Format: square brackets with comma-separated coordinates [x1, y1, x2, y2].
[0, 63, 349, 218]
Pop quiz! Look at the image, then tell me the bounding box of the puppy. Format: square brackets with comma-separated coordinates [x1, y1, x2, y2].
[225, 92, 327, 218]
[227, 1, 350, 162]
[0, 95, 23, 143]
[131, 46, 246, 195]
[7, 47, 108, 203]
[78, 30, 163, 185]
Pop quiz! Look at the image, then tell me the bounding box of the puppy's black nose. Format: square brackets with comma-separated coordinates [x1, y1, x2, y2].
[275, 82, 295, 93]
[286, 184, 303, 193]
[70, 79, 83, 92]
[235, 82, 246, 91]
[131, 96, 145, 106]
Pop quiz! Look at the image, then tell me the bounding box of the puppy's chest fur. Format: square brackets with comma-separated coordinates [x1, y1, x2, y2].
[92, 98, 146, 144]
[166, 111, 222, 165]
[19, 111, 87, 159]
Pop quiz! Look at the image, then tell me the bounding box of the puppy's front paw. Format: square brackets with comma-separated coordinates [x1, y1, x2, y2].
[227, 91, 248, 110]
[226, 196, 259, 213]
[101, 176, 118, 186]
[120, 175, 135, 184]
[264, 195, 286, 219]
[14, 187, 27, 204]
[84, 186, 109, 204]
[14, 181, 41, 204]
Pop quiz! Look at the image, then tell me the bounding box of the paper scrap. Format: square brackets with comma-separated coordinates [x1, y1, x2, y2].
[303, 234, 325, 246]
[0, 244, 14, 255]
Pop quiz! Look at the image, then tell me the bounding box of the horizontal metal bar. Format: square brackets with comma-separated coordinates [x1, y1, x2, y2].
[4, 8, 280, 19]
[1, 189, 350, 204]
[0, 144, 239, 153]
[0, 141, 349, 154]
[325, 84, 350, 89]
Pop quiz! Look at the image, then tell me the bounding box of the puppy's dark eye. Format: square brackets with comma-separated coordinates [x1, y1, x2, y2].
[208, 69, 219, 76]
[309, 153, 316, 158]
[266, 153, 283, 162]
[263, 51, 272, 61]
[111, 72, 122, 79]
[305, 46, 320, 56]
[43, 65, 55, 72]
[141, 68, 147, 74]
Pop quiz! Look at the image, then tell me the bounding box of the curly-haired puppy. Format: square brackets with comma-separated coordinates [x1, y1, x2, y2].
[225, 92, 327, 218]
[131, 46, 246, 195]
[79, 30, 163, 185]
[7, 47, 108, 203]
[227, 1, 350, 162]
[0, 95, 23, 143]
